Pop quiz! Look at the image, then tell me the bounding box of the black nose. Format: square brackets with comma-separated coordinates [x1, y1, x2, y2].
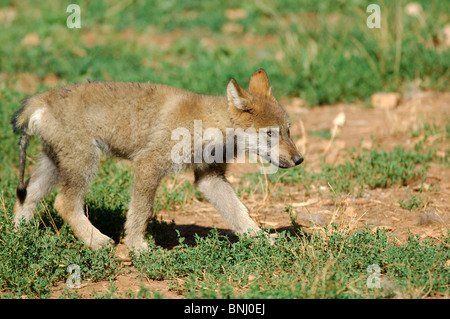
[292, 155, 303, 166]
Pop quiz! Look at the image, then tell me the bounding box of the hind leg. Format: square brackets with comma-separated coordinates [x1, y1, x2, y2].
[54, 148, 112, 249]
[14, 150, 59, 226]
[54, 188, 112, 249]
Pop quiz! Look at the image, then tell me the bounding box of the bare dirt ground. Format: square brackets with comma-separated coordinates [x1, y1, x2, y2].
[51, 91, 450, 299]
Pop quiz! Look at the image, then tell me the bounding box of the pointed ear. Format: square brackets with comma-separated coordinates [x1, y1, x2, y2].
[227, 78, 251, 111]
[248, 68, 274, 99]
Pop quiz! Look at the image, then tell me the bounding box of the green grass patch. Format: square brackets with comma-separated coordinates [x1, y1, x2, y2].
[243, 144, 436, 196]
[399, 193, 425, 210]
[132, 227, 450, 298]
[308, 129, 333, 140]
[321, 146, 435, 195]
[0, 1, 448, 104]
[0, 216, 119, 298]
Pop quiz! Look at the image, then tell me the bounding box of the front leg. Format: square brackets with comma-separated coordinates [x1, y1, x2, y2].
[194, 167, 261, 236]
[124, 160, 162, 251]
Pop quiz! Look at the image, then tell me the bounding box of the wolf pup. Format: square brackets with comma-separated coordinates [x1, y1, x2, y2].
[11, 69, 303, 251]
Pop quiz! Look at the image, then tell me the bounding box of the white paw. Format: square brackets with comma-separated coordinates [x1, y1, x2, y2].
[124, 237, 148, 254]
[13, 207, 33, 227]
[84, 229, 114, 250]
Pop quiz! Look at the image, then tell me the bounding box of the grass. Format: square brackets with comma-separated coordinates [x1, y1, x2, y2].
[0, 212, 119, 298]
[0, 1, 448, 104]
[0, 1, 449, 299]
[399, 193, 425, 211]
[131, 227, 450, 299]
[242, 143, 437, 197]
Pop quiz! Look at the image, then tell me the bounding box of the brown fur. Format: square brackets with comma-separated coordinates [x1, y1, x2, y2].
[11, 69, 303, 251]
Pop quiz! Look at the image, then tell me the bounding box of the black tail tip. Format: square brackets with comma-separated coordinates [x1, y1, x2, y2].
[16, 181, 28, 204]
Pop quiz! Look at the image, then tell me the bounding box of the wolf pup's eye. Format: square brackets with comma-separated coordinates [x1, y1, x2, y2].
[267, 130, 273, 137]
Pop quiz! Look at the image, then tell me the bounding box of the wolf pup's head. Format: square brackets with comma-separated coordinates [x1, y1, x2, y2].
[227, 69, 303, 169]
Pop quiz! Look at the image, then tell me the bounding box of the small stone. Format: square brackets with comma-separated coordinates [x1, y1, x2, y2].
[371, 92, 401, 109]
[21, 32, 40, 46]
[225, 8, 248, 21]
[344, 206, 357, 218]
[404, 2, 423, 17]
[443, 24, 450, 48]
[222, 22, 243, 34]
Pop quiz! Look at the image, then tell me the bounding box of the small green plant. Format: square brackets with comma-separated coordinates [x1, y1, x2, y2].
[399, 193, 425, 210]
[284, 205, 304, 235]
[308, 129, 332, 140]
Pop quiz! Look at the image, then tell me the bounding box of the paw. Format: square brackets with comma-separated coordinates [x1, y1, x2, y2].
[124, 237, 148, 254]
[13, 206, 33, 227]
[85, 230, 114, 250]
